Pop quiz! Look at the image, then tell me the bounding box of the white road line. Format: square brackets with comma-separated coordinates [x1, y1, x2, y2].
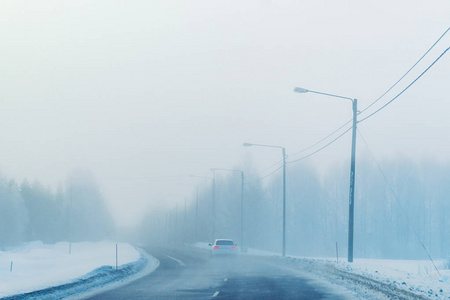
[213, 291, 220, 297]
[165, 255, 186, 266]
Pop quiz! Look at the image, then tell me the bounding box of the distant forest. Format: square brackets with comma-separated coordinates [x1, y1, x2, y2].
[3, 155, 448, 261]
[141, 156, 450, 260]
[0, 171, 114, 248]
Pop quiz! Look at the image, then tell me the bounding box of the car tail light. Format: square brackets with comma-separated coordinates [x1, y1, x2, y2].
[230, 246, 237, 249]
[213, 246, 220, 249]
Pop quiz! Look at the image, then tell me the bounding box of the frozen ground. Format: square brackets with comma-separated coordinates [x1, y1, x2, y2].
[195, 242, 450, 299]
[0, 241, 159, 299]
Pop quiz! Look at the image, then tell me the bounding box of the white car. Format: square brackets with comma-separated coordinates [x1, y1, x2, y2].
[209, 239, 238, 257]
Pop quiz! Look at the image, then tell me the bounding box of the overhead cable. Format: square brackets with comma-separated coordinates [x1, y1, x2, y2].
[256, 159, 283, 175]
[288, 27, 449, 162]
[359, 47, 449, 123]
[287, 126, 352, 165]
[289, 119, 352, 158]
[259, 28, 449, 177]
[259, 165, 283, 180]
[360, 27, 450, 115]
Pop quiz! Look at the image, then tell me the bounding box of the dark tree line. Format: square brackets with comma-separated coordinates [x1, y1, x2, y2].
[0, 171, 114, 248]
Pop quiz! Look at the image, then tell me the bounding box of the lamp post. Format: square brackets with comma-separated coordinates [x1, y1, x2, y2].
[210, 168, 245, 252]
[153, 207, 171, 245]
[189, 175, 213, 242]
[175, 203, 178, 241]
[211, 170, 216, 241]
[69, 183, 72, 255]
[294, 86, 357, 263]
[195, 187, 198, 240]
[243, 143, 287, 257]
[177, 183, 198, 241]
[167, 194, 186, 243]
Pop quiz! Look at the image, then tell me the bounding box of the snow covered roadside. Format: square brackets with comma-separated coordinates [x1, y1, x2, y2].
[243, 245, 450, 299]
[194, 242, 450, 299]
[333, 258, 450, 299]
[0, 241, 159, 299]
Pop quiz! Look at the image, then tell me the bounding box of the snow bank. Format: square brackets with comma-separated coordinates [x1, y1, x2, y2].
[194, 243, 450, 298]
[334, 258, 450, 299]
[292, 256, 450, 299]
[0, 241, 155, 298]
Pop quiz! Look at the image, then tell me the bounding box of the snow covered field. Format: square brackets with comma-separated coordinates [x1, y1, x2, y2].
[0, 241, 158, 299]
[195, 242, 450, 299]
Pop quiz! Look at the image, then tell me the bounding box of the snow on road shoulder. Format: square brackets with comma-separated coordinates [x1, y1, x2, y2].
[289, 255, 450, 299]
[66, 247, 159, 300]
[333, 258, 450, 299]
[193, 243, 450, 299]
[285, 254, 450, 299]
[0, 241, 157, 299]
[247, 246, 450, 298]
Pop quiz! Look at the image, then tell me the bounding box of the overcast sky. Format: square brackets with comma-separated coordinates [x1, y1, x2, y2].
[1, 0, 449, 227]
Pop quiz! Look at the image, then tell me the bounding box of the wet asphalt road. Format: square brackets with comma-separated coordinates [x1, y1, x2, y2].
[86, 246, 347, 300]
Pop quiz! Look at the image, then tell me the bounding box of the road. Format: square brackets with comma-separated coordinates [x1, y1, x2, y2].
[86, 246, 350, 300]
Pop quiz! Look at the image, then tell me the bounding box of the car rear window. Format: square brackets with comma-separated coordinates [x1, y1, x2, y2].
[216, 240, 234, 245]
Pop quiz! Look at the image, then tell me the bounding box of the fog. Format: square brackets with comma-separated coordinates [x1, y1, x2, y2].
[0, 1, 449, 259]
[139, 156, 450, 259]
[0, 171, 114, 247]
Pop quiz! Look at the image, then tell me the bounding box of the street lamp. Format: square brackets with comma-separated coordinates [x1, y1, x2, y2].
[178, 183, 200, 242]
[294, 86, 357, 263]
[167, 194, 186, 243]
[209, 170, 217, 241]
[211, 168, 245, 252]
[243, 142, 287, 257]
[189, 175, 213, 242]
[153, 207, 171, 245]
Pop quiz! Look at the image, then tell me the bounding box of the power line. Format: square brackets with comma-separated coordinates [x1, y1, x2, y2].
[288, 27, 449, 162]
[256, 159, 283, 175]
[259, 165, 283, 180]
[357, 129, 441, 276]
[287, 126, 352, 165]
[258, 45, 448, 202]
[359, 47, 449, 123]
[260, 28, 449, 178]
[289, 119, 352, 158]
[360, 27, 450, 115]
[250, 159, 283, 181]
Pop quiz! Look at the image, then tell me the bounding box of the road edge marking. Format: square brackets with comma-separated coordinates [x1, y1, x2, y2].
[165, 255, 186, 266]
